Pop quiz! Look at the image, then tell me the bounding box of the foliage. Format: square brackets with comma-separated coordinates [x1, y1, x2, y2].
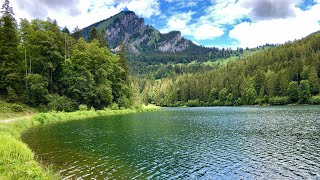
[268, 96, 289, 106]
[186, 99, 200, 107]
[78, 104, 88, 111]
[287, 81, 300, 103]
[0, 100, 35, 115]
[138, 33, 320, 106]
[299, 80, 311, 104]
[6, 86, 17, 102]
[309, 95, 320, 104]
[46, 94, 77, 112]
[0, 0, 20, 91]
[110, 103, 119, 110]
[0, 5, 134, 111]
[26, 74, 48, 106]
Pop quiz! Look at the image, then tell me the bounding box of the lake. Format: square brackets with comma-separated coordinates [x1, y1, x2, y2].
[22, 106, 320, 179]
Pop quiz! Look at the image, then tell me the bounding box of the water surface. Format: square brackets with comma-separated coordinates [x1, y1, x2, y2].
[22, 106, 320, 179]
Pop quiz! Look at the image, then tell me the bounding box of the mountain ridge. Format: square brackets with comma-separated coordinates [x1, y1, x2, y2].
[81, 11, 221, 63]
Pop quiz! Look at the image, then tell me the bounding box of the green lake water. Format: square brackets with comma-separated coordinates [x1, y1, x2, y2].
[22, 106, 320, 179]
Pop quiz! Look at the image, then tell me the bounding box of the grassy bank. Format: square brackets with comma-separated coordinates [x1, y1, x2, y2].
[0, 105, 159, 179]
[0, 100, 36, 121]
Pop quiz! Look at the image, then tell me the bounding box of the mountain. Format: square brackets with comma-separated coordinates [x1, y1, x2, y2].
[81, 11, 222, 64]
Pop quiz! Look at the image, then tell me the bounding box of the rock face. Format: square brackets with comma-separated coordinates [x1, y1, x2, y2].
[82, 11, 193, 54]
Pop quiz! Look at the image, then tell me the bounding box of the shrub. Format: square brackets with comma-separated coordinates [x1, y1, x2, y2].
[6, 86, 17, 102]
[110, 103, 119, 110]
[186, 99, 200, 107]
[309, 95, 320, 104]
[256, 96, 268, 106]
[269, 96, 289, 105]
[46, 94, 77, 112]
[78, 104, 88, 111]
[235, 98, 243, 106]
[10, 104, 23, 112]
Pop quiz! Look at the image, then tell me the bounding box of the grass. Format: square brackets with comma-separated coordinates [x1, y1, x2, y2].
[0, 104, 159, 179]
[204, 47, 271, 68]
[0, 100, 36, 121]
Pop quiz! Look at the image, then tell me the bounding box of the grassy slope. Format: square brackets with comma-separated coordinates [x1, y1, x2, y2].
[0, 105, 159, 179]
[203, 47, 271, 68]
[0, 100, 36, 121]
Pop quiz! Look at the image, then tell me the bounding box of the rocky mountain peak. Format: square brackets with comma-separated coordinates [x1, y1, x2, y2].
[81, 11, 202, 55]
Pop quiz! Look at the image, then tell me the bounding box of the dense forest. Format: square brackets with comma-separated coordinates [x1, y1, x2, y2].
[0, 0, 133, 111]
[137, 33, 320, 106]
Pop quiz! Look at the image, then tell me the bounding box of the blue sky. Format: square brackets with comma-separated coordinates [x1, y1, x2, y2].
[6, 0, 320, 48]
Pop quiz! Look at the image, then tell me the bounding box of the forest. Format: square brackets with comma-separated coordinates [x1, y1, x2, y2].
[0, 0, 133, 112]
[137, 33, 320, 107]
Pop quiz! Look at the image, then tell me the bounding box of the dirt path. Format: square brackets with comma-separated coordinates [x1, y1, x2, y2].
[0, 115, 33, 123]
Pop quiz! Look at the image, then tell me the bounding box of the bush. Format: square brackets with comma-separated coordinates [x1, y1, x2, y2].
[78, 104, 88, 111]
[117, 96, 131, 108]
[46, 94, 77, 112]
[110, 103, 119, 110]
[235, 98, 243, 106]
[6, 86, 17, 102]
[10, 104, 23, 112]
[256, 96, 268, 106]
[269, 96, 289, 105]
[186, 99, 200, 107]
[309, 95, 320, 104]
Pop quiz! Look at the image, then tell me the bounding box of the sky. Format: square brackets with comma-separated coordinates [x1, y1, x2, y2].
[3, 0, 320, 48]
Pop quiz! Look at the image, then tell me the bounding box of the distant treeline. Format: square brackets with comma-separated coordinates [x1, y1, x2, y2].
[137, 33, 320, 106]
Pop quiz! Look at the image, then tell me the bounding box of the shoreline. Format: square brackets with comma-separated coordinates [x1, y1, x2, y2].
[0, 105, 159, 179]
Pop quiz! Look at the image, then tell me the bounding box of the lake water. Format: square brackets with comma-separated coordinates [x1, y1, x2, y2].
[22, 106, 320, 179]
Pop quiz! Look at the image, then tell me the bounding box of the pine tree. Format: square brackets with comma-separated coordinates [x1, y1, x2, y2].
[118, 42, 129, 82]
[97, 30, 110, 48]
[71, 26, 82, 40]
[0, 0, 20, 91]
[89, 27, 97, 42]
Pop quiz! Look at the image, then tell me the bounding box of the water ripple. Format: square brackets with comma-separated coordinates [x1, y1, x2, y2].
[22, 106, 320, 179]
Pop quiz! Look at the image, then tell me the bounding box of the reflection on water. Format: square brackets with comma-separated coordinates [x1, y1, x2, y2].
[22, 106, 320, 179]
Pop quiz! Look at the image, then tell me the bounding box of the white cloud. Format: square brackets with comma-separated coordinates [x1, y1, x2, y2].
[160, 11, 194, 35]
[198, 0, 250, 26]
[125, 0, 160, 18]
[0, 0, 160, 31]
[160, 11, 224, 40]
[193, 24, 224, 40]
[230, 4, 320, 48]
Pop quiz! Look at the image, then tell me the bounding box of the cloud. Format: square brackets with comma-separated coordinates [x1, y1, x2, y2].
[1, 0, 160, 31]
[198, 0, 250, 26]
[15, 0, 82, 17]
[160, 11, 194, 35]
[229, 4, 320, 47]
[245, 0, 299, 20]
[160, 11, 224, 40]
[125, 0, 160, 18]
[193, 24, 224, 40]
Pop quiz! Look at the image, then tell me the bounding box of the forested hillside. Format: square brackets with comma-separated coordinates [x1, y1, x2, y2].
[137, 33, 320, 106]
[0, 0, 133, 111]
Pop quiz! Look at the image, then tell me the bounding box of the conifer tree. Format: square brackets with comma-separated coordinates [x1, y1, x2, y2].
[0, 0, 20, 91]
[89, 27, 98, 42]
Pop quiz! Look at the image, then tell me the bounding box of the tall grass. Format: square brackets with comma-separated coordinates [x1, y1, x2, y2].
[0, 105, 159, 179]
[0, 100, 36, 120]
